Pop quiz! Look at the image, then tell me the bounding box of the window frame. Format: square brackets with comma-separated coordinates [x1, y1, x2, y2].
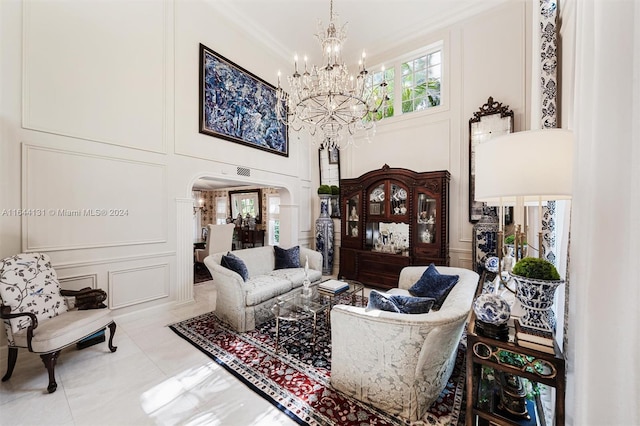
[365, 40, 445, 122]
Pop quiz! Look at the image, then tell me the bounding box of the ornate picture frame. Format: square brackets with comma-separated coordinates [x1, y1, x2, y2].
[199, 43, 288, 157]
[468, 97, 514, 222]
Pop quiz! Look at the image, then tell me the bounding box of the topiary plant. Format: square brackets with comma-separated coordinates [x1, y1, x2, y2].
[330, 185, 340, 196]
[317, 184, 332, 195]
[511, 257, 560, 281]
[504, 234, 526, 245]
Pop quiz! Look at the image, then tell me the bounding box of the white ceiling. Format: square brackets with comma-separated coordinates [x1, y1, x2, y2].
[197, 0, 512, 191]
[211, 0, 512, 63]
[193, 176, 256, 191]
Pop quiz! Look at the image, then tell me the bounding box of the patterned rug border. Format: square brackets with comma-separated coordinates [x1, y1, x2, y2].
[169, 311, 466, 426]
[169, 319, 307, 425]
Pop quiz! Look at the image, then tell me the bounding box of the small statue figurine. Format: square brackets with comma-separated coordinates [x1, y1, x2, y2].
[349, 206, 359, 221]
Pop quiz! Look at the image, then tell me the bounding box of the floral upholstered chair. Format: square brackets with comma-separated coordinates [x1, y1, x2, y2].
[0, 253, 117, 393]
[330, 266, 479, 421]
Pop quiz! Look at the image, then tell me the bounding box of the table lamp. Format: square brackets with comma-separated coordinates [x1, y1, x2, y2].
[475, 128, 573, 262]
[474, 128, 573, 331]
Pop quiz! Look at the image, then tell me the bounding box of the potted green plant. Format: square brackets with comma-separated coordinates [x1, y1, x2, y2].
[510, 257, 564, 332]
[317, 184, 332, 195]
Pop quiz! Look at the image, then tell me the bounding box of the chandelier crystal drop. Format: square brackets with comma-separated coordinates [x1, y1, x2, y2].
[276, 0, 388, 150]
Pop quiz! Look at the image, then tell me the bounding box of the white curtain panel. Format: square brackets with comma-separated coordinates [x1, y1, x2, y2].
[566, 0, 640, 424]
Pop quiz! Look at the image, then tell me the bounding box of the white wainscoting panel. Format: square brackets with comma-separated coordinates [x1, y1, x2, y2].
[58, 274, 97, 291]
[108, 264, 169, 309]
[22, 145, 167, 251]
[22, 0, 166, 152]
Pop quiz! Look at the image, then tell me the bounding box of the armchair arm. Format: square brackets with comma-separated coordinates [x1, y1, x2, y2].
[0, 304, 38, 351]
[60, 287, 107, 310]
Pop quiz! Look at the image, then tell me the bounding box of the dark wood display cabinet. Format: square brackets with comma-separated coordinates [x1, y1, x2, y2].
[339, 165, 450, 290]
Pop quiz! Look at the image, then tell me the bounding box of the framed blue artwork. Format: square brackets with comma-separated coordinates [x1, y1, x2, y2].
[199, 43, 288, 157]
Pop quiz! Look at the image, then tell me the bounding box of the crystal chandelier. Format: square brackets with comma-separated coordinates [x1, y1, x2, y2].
[276, 0, 388, 150]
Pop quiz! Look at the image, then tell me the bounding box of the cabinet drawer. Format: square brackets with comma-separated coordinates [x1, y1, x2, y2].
[358, 252, 410, 289]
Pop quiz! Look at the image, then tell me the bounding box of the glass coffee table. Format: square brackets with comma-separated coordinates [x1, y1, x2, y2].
[271, 293, 328, 353]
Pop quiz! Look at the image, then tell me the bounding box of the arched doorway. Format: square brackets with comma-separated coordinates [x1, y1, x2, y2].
[175, 172, 296, 305]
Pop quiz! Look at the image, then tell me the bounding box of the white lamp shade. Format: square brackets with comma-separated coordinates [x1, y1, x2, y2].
[475, 129, 573, 205]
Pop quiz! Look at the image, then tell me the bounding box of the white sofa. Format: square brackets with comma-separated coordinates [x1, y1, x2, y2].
[204, 245, 323, 332]
[330, 266, 479, 421]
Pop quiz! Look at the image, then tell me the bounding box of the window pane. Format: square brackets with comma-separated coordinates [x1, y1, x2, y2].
[414, 56, 427, 70]
[402, 100, 412, 113]
[429, 51, 441, 66]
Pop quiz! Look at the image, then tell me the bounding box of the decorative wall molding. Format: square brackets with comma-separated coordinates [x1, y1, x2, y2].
[108, 263, 170, 309]
[52, 251, 176, 270]
[22, 144, 168, 251]
[22, 0, 169, 154]
[58, 274, 98, 291]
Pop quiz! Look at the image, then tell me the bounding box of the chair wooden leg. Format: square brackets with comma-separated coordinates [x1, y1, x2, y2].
[108, 322, 118, 352]
[2, 347, 18, 382]
[40, 351, 61, 393]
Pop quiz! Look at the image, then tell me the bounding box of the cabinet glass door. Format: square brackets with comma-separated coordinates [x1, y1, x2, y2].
[368, 183, 385, 216]
[346, 194, 360, 238]
[416, 192, 437, 244]
[390, 182, 409, 217]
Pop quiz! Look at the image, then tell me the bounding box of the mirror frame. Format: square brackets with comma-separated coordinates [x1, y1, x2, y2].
[469, 97, 514, 222]
[318, 147, 340, 187]
[228, 189, 262, 222]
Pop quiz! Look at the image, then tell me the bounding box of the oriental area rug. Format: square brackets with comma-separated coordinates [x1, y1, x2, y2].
[169, 307, 466, 426]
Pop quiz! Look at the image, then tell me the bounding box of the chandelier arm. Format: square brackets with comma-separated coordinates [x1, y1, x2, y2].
[277, 0, 384, 148]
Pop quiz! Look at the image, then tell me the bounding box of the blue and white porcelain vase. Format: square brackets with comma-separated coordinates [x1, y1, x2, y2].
[316, 194, 334, 275]
[511, 274, 564, 332]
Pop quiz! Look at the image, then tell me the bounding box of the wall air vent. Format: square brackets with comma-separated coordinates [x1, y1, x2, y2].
[237, 167, 251, 177]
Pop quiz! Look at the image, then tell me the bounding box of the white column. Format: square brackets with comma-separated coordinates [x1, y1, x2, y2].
[175, 198, 195, 304]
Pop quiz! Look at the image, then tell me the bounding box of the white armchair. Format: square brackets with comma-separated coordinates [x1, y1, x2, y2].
[0, 253, 117, 393]
[195, 223, 235, 263]
[330, 266, 479, 421]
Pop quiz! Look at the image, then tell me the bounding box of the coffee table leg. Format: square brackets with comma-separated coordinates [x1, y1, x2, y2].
[275, 316, 280, 353]
[312, 311, 317, 347]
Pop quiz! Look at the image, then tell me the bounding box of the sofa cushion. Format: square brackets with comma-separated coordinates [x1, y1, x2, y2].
[269, 268, 323, 288]
[366, 290, 435, 314]
[221, 252, 249, 281]
[274, 246, 300, 270]
[408, 263, 459, 310]
[244, 275, 293, 306]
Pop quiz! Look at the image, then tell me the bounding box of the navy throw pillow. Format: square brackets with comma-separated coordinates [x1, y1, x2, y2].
[366, 290, 399, 313]
[221, 252, 249, 281]
[366, 290, 435, 314]
[391, 294, 435, 314]
[274, 245, 300, 270]
[408, 263, 459, 310]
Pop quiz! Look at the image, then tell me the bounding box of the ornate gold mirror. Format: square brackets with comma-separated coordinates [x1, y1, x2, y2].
[469, 96, 514, 222]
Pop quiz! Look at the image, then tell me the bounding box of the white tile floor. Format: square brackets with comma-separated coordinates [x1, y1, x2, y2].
[0, 281, 298, 426]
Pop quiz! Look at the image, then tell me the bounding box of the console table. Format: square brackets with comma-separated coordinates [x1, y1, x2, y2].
[238, 229, 265, 249]
[466, 277, 566, 425]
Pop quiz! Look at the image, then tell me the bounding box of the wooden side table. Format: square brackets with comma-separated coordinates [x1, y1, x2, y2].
[240, 229, 265, 248]
[466, 280, 566, 425]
